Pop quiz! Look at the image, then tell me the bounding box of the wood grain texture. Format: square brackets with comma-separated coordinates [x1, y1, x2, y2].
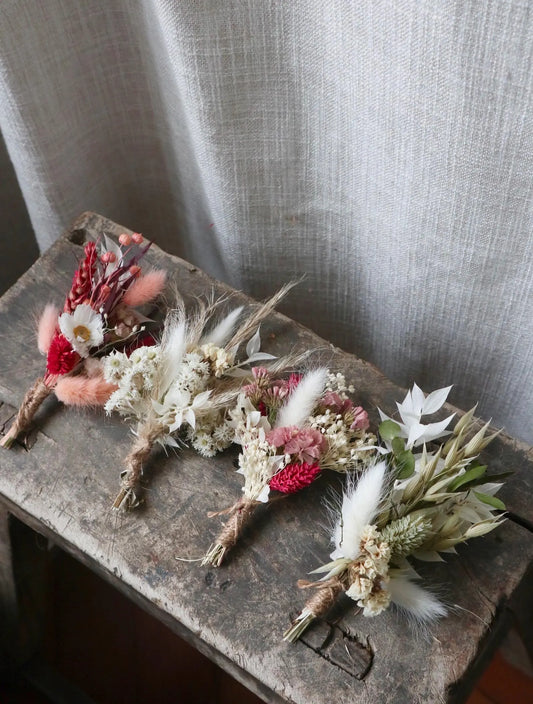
[0, 212, 532, 704]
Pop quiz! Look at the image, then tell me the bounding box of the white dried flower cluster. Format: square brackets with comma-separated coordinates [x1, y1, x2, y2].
[200, 343, 234, 377]
[345, 525, 391, 616]
[104, 345, 221, 441]
[104, 346, 160, 416]
[175, 350, 210, 393]
[228, 396, 283, 502]
[325, 372, 355, 395]
[187, 409, 234, 457]
[310, 410, 375, 470]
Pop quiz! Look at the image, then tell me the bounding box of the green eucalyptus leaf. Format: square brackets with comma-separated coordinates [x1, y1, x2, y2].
[474, 491, 506, 511]
[379, 420, 402, 441]
[396, 450, 415, 479]
[391, 437, 405, 455]
[448, 465, 487, 492]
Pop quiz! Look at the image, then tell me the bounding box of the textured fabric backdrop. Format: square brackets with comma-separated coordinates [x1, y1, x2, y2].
[0, 1, 531, 442]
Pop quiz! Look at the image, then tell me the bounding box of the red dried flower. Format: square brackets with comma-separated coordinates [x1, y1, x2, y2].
[46, 334, 80, 375]
[269, 462, 321, 494]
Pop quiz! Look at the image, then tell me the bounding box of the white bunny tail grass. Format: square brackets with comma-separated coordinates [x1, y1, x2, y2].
[200, 306, 244, 348]
[388, 571, 447, 626]
[330, 461, 388, 561]
[275, 367, 328, 429]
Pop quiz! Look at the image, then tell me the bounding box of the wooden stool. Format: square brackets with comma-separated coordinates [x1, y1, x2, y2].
[0, 212, 531, 703]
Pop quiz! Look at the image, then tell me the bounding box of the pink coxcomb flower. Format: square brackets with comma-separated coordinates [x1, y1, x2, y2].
[269, 462, 321, 494]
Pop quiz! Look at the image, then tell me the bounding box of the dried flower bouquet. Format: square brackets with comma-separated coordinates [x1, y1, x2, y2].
[1, 233, 166, 448]
[284, 384, 506, 642]
[104, 285, 297, 510]
[202, 368, 377, 567]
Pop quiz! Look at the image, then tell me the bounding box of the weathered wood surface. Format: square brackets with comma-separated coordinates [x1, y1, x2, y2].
[0, 211, 532, 704]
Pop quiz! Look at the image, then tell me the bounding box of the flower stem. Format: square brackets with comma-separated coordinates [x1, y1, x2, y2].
[283, 611, 317, 643]
[0, 378, 52, 449]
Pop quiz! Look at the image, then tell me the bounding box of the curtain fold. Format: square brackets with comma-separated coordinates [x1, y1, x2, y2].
[0, 0, 531, 442]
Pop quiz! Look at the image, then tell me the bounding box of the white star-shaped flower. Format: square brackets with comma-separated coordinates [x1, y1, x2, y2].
[379, 383, 455, 449]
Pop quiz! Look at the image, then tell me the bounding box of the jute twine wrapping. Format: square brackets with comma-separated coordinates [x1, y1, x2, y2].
[297, 576, 347, 620]
[214, 498, 258, 553]
[112, 426, 161, 510]
[0, 377, 52, 448]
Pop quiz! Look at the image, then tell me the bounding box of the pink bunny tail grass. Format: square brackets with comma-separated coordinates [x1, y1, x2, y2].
[122, 269, 167, 307]
[37, 304, 59, 354]
[55, 376, 117, 407]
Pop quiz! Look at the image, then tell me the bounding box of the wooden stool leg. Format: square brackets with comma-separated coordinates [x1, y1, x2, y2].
[509, 561, 533, 668]
[0, 506, 49, 673]
[0, 506, 20, 673]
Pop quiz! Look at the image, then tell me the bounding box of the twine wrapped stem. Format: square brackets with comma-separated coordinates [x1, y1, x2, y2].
[283, 575, 347, 642]
[112, 425, 161, 510]
[0, 378, 52, 449]
[202, 497, 259, 567]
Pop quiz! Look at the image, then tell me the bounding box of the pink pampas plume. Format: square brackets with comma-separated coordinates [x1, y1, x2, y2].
[37, 304, 60, 355]
[122, 269, 167, 307]
[55, 376, 117, 407]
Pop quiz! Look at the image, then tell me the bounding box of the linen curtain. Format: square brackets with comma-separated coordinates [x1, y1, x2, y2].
[0, 0, 531, 442]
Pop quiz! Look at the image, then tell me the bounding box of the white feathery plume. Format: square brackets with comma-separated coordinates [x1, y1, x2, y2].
[275, 367, 328, 429]
[156, 317, 186, 397]
[388, 572, 447, 623]
[200, 306, 244, 347]
[330, 461, 387, 561]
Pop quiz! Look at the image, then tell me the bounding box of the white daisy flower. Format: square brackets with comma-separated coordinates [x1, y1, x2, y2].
[59, 304, 104, 357]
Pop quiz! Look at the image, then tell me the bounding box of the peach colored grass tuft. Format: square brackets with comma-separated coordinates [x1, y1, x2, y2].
[37, 304, 60, 355]
[122, 269, 166, 307]
[55, 376, 117, 406]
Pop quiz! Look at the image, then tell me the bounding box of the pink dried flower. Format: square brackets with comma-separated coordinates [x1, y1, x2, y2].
[37, 303, 59, 355]
[322, 391, 354, 415]
[266, 426, 327, 463]
[55, 375, 117, 406]
[119, 233, 132, 246]
[269, 462, 321, 494]
[122, 269, 166, 307]
[287, 373, 302, 392]
[132, 232, 144, 244]
[264, 385, 289, 404]
[350, 406, 370, 431]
